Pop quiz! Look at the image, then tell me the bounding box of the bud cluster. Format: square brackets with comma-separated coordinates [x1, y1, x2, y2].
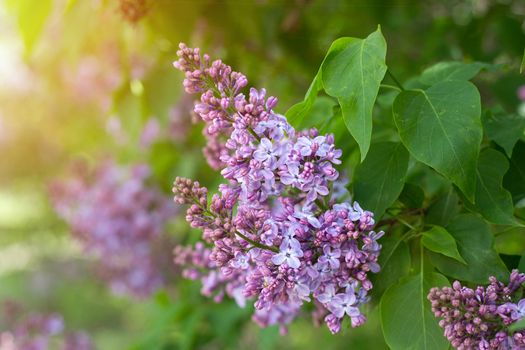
[428, 270, 525, 349]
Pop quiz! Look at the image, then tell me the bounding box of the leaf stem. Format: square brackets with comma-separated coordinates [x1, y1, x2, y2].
[398, 217, 416, 230]
[387, 69, 405, 91]
[380, 84, 401, 92]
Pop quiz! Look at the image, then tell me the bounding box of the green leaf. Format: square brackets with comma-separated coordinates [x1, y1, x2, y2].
[420, 61, 493, 85]
[381, 271, 449, 350]
[371, 236, 411, 297]
[429, 214, 509, 283]
[399, 183, 425, 209]
[495, 227, 525, 255]
[519, 253, 525, 273]
[285, 37, 355, 126]
[5, 0, 53, 55]
[465, 149, 521, 226]
[425, 189, 460, 227]
[321, 27, 387, 160]
[393, 80, 482, 201]
[482, 109, 525, 157]
[353, 142, 409, 219]
[504, 141, 525, 204]
[510, 317, 525, 332]
[521, 48, 525, 74]
[285, 73, 323, 127]
[291, 96, 336, 131]
[421, 226, 466, 264]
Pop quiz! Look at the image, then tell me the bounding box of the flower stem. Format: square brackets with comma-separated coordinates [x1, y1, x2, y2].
[192, 197, 277, 253]
[235, 230, 279, 253]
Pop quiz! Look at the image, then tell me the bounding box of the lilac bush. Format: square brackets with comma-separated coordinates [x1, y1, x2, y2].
[171, 44, 384, 334]
[51, 160, 175, 299]
[428, 270, 525, 349]
[0, 302, 92, 350]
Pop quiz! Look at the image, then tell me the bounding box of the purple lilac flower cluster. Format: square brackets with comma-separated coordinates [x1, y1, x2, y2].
[51, 160, 175, 299]
[172, 44, 383, 334]
[428, 270, 525, 349]
[0, 302, 92, 350]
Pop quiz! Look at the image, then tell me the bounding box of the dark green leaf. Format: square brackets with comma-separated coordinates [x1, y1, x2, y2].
[399, 183, 425, 209]
[519, 253, 525, 273]
[421, 226, 466, 264]
[420, 61, 493, 85]
[504, 141, 525, 204]
[322, 27, 387, 160]
[371, 236, 411, 297]
[482, 109, 525, 157]
[353, 142, 409, 219]
[429, 214, 509, 283]
[465, 149, 521, 226]
[381, 271, 449, 350]
[393, 81, 482, 201]
[425, 189, 460, 226]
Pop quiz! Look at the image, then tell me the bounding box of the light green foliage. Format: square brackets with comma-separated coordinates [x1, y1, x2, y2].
[5, 0, 52, 55]
[421, 226, 466, 264]
[419, 61, 494, 85]
[322, 27, 387, 160]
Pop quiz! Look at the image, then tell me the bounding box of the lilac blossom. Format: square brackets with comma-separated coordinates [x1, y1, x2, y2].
[50, 160, 176, 299]
[0, 302, 93, 350]
[428, 270, 525, 349]
[271, 241, 303, 269]
[172, 44, 384, 333]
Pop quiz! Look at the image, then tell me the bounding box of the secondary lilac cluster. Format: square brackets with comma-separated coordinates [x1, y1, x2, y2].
[51, 160, 175, 299]
[428, 270, 525, 349]
[0, 302, 92, 350]
[172, 44, 383, 334]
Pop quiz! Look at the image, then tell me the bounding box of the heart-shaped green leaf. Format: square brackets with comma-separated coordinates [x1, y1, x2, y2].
[393, 81, 482, 201]
[321, 27, 387, 160]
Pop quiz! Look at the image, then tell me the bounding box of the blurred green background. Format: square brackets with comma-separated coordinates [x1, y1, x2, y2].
[0, 0, 524, 349]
